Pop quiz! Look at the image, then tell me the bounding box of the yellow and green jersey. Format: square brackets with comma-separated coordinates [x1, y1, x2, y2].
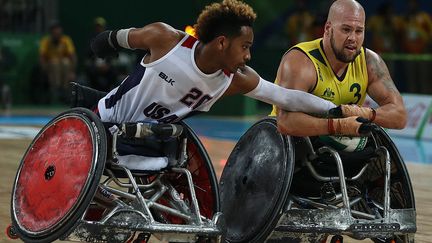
[270, 38, 368, 116]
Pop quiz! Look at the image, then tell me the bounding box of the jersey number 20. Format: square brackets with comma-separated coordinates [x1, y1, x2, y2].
[180, 88, 212, 110]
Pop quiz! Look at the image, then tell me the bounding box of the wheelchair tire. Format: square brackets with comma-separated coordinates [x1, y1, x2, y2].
[357, 127, 415, 243]
[219, 118, 294, 243]
[10, 108, 107, 243]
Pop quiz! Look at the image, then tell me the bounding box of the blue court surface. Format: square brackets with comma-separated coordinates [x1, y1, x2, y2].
[1, 115, 431, 164]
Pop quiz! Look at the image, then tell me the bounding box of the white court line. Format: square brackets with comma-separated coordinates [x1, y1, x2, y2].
[0, 126, 40, 139]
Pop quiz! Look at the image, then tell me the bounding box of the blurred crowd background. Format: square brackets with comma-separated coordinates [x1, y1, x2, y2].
[0, 0, 431, 116]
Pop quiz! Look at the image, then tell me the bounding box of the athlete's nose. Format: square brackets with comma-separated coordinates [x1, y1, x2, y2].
[347, 31, 356, 42]
[244, 50, 251, 62]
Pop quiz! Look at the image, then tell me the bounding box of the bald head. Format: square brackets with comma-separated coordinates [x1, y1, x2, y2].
[328, 0, 365, 23]
[323, 0, 366, 63]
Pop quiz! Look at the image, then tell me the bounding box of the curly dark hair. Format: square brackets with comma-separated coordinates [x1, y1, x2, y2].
[194, 0, 257, 43]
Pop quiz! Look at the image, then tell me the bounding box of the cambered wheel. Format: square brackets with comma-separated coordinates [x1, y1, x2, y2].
[220, 118, 295, 243]
[10, 108, 107, 243]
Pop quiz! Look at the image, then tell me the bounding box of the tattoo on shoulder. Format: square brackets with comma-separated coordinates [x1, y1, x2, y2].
[366, 50, 398, 93]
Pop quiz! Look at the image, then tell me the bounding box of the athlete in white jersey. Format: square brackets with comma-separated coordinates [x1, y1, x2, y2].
[91, 0, 370, 129]
[98, 34, 233, 124]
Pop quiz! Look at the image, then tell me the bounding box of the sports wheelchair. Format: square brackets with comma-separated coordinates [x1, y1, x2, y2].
[220, 118, 416, 243]
[9, 107, 223, 243]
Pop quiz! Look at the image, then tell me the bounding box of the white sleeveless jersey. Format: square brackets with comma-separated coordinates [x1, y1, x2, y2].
[97, 34, 234, 124]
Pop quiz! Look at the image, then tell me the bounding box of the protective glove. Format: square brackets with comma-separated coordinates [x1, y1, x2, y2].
[329, 104, 376, 121]
[328, 116, 376, 136]
[91, 30, 119, 58]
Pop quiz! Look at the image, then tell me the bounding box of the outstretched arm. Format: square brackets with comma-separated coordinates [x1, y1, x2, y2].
[91, 22, 183, 62]
[227, 66, 336, 116]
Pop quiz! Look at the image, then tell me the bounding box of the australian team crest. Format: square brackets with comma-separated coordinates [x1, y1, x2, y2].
[322, 87, 335, 101]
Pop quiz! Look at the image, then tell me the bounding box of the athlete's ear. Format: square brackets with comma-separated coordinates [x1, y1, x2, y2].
[215, 36, 227, 51]
[324, 21, 331, 37]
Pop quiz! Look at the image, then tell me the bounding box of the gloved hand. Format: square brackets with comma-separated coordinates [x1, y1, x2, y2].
[328, 116, 376, 136]
[91, 30, 119, 58]
[329, 104, 376, 121]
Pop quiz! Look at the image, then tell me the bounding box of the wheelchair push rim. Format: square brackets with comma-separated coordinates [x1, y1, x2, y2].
[158, 121, 220, 224]
[11, 108, 107, 242]
[182, 121, 220, 217]
[220, 118, 294, 243]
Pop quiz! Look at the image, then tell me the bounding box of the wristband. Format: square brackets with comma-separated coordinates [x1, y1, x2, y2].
[370, 108, 376, 121]
[116, 28, 135, 49]
[328, 119, 336, 135]
[108, 30, 119, 49]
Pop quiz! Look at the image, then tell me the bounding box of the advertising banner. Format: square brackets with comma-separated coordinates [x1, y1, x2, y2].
[420, 106, 432, 140]
[387, 94, 432, 139]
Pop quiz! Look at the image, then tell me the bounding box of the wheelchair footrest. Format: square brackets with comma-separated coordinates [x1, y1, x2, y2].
[271, 208, 416, 239]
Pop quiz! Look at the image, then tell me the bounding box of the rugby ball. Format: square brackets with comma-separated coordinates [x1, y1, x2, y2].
[318, 135, 368, 152]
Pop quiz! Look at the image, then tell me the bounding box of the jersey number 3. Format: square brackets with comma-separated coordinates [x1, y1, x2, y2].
[349, 83, 361, 104]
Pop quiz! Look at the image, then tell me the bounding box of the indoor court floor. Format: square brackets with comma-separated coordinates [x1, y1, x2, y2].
[0, 116, 431, 243]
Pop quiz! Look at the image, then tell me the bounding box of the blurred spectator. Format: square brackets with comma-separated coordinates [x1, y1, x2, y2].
[400, 0, 432, 54]
[310, 1, 333, 40]
[365, 2, 404, 91]
[399, 0, 432, 94]
[310, 13, 327, 42]
[39, 21, 77, 103]
[84, 17, 118, 91]
[366, 2, 403, 54]
[0, 46, 14, 115]
[0, 80, 12, 115]
[284, 0, 315, 47]
[0, 0, 43, 33]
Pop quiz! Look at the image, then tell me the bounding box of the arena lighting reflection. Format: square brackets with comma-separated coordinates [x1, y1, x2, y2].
[185, 25, 197, 38]
[0, 115, 431, 163]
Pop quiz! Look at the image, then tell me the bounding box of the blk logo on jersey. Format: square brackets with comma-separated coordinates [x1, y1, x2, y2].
[159, 72, 175, 86]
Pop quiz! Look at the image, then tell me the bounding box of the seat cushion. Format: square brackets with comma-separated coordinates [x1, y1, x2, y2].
[114, 155, 169, 171]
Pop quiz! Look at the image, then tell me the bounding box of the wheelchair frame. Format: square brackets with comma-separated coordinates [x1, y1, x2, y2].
[221, 118, 416, 243]
[9, 109, 417, 243]
[67, 115, 223, 243]
[269, 136, 416, 242]
[9, 108, 223, 243]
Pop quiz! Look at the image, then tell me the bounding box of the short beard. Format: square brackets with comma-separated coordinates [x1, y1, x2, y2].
[330, 29, 361, 63]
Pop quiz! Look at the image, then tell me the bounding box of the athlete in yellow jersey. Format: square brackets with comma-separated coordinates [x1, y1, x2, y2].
[270, 38, 368, 109]
[274, 0, 407, 137]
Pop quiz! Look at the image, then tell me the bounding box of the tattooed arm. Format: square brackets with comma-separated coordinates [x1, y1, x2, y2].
[365, 49, 407, 129]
